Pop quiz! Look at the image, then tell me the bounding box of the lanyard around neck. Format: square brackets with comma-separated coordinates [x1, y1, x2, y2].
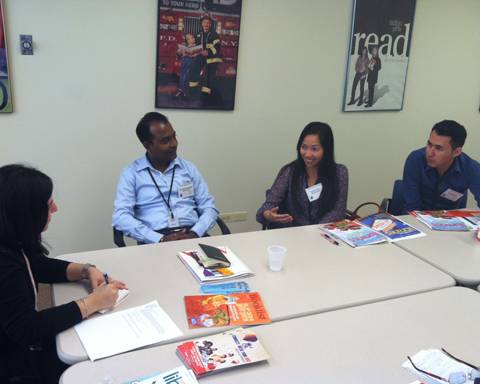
[147, 166, 176, 218]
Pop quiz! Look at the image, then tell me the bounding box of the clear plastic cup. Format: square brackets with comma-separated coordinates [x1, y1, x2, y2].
[268, 245, 286, 271]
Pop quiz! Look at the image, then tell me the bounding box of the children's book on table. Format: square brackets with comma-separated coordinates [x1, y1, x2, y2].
[184, 292, 271, 328]
[409, 210, 473, 231]
[177, 327, 270, 378]
[177, 246, 254, 285]
[357, 212, 426, 242]
[319, 219, 388, 248]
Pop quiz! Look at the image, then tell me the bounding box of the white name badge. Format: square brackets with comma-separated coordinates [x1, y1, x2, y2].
[168, 213, 180, 228]
[440, 188, 464, 202]
[305, 183, 323, 202]
[178, 182, 194, 198]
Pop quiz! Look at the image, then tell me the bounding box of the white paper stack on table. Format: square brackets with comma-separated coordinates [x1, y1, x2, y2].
[74, 300, 182, 361]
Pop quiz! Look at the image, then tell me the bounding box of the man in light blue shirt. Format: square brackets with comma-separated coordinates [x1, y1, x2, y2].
[112, 112, 219, 244]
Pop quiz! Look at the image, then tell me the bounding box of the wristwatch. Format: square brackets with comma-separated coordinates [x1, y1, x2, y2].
[81, 263, 96, 279]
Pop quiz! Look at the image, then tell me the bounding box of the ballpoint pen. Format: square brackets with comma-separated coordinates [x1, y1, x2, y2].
[103, 273, 109, 284]
[321, 233, 340, 246]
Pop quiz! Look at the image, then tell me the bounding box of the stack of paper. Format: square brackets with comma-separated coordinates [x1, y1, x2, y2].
[74, 300, 182, 361]
[177, 328, 270, 378]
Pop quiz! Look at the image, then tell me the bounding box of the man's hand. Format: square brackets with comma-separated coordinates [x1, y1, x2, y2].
[160, 230, 199, 242]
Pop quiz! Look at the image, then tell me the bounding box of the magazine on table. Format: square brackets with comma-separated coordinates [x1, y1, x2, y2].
[409, 210, 473, 231]
[177, 327, 270, 378]
[184, 292, 271, 328]
[357, 212, 426, 242]
[122, 365, 198, 384]
[177, 246, 254, 285]
[319, 219, 388, 248]
[443, 210, 480, 228]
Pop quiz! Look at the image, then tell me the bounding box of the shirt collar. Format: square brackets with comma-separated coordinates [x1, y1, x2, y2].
[136, 154, 182, 173]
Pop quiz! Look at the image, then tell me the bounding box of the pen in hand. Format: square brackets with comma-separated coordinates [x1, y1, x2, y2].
[103, 273, 109, 284]
[321, 233, 340, 246]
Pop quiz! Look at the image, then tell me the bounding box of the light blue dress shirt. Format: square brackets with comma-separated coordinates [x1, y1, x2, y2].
[112, 155, 219, 244]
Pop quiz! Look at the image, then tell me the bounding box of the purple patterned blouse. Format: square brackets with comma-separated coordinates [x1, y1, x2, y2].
[256, 163, 349, 227]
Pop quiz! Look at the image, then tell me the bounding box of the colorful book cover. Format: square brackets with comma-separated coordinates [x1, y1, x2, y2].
[122, 365, 198, 384]
[185, 292, 270, 328]
[443, 210, 480, 227]
[319, 219, 388, 248]
[411, 211, 472, 231]
[177, 246, 254, 285]
[177, 328, 270, 378]
[357, 212, 425, 242]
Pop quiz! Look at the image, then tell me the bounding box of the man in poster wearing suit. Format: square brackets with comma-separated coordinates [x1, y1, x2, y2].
[364, 45, 381, 108]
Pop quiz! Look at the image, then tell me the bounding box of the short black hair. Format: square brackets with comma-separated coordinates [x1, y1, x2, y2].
[431, 120, 467, 150]
[136, 112, 169, 144]
[0, 164, 53, 255]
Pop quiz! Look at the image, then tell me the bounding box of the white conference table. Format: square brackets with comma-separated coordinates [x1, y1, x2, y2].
[60, 286, 480, 384]
[394, 212, 480, 286]
[52, 224, 454, 365]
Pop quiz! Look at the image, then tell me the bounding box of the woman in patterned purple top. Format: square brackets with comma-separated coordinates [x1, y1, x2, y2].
[256, 122, 348, 228]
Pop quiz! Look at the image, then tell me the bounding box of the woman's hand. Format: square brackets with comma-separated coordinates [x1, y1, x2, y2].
[87, 267, 127, 291]
[78, 280, 126, 317]
[263, 207, 294, 224]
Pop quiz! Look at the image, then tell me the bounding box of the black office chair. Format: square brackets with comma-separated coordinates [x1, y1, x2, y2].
[381, 179, 405, 215]
[113, 214, 231, 247]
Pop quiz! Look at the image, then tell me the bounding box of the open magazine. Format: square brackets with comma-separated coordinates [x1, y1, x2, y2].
[185, 292, 271, 328]
[177, 328, 270, 378]
[319, 219, 388, 248]
[178, 246, 254, 285]
[409, 211, 473, 231]
[357, 212, 426, 242]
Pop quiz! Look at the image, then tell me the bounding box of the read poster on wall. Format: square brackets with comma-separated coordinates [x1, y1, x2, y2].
[155, 0, 242, 111]
[343, 0, 417, 112]
[0, 0, 12, 113]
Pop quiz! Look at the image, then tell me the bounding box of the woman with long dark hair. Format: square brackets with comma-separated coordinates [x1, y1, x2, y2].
[256, 123, 348, 227]
[0, 164, 126, 384]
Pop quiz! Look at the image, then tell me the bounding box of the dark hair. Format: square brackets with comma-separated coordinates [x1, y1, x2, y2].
[360, 47, 368, 57]
[290, 122, 339, 220]
[431, 120, 467, 150]
[136, 112, 169, 144]
[0, 164, 53, 255]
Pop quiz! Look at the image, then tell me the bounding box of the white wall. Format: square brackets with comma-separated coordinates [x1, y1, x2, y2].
[1, 0, 479, 257]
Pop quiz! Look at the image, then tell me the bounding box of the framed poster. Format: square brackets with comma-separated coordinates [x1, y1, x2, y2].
[155, 0, 242, 111]
[343, 0, 416, 112]
[0, 0, 12, 113]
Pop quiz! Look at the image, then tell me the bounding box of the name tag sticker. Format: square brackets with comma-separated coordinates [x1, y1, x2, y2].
[440, 189, 464, 202]
[305, 183, 323, 202]
[178, 182, 194, 198]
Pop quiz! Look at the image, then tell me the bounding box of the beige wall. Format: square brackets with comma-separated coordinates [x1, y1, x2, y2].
[1, 0, 479, 256]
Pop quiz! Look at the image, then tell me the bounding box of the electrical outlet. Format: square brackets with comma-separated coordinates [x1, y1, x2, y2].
[233, 212, 247, 221]
[219, 213, 233, 222]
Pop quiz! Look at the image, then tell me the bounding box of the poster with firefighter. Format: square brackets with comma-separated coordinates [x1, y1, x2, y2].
[155, 0, 242, 110]
[343, 0, 416, 112]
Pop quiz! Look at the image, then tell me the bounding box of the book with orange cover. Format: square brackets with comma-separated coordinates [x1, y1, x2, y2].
[184, 292, 270, 328]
